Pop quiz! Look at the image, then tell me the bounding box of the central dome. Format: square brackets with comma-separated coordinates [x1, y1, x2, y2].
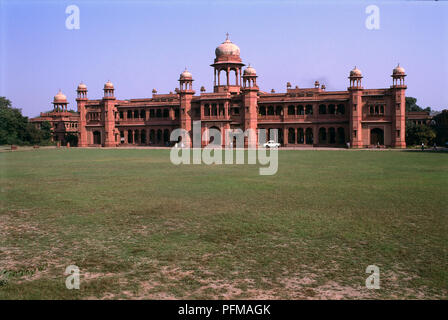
[215, 37, 240, 58]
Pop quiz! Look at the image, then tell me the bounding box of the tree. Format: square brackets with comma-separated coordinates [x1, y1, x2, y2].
[0, 96, 53, 145]
[0, 97, 29, 145]
[432, 110, 448, 146]
[406, 97, 431, 113]
[40, 121, 52, 141]
[406, 121, 436, 146]
[64, 133, 78, 146]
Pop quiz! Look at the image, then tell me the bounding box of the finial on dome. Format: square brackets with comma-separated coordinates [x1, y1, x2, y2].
[392, 63, 405, 76]
[350, 66, 362, 77]
[226, 32, 229, 40]
[180, 68, 193, 80]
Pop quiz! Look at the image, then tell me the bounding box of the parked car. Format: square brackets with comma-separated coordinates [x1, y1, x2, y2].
[263, 140, 281, 148]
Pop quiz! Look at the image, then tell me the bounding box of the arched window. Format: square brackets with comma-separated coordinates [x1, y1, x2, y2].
[328, 104, 336, 114]
[268, 106, 274, 115]
[328, 127, 336, 144]
[319, 104, 326, 114]
[157, 129, 162, 143]
[319, 128, 327, 142]
[127, 110, 132, 119]
[297, 128, 304, 143]
[287, 105, 295, 115]
[163, 109, 169, 118]
[134, 110, 139, 118]
[297, 105, 304, 115]
[337, 104, 345, 115]
[275, 106, 282, 116]
[156, 109, 162, 118]
[204, 104, 210, 116]
[212, 104, 218, 116]
[140, 109, 146, 119]
[259, 106, 266, 116]
[305, 105, 313, 115]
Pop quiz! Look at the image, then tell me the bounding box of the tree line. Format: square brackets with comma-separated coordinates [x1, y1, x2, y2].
[405, 97, 447, 146]
[0, 97, 52, 145]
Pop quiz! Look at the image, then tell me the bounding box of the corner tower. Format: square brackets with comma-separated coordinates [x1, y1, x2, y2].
[179, 69, 195, 146]
[391, 64, 407, 148]
[102, 81, 117, 147]
[348, 67, 363, 148]
[76, 83, 88, 147]
[242, 65, 259, 147]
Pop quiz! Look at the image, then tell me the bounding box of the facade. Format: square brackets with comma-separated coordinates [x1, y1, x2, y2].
[407, 111, 432, 126]
[38, 36, 411, 148]
[30, 90, 80, 145]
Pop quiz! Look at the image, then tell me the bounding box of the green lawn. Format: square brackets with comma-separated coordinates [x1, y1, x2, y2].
[0, 148, 447, 299]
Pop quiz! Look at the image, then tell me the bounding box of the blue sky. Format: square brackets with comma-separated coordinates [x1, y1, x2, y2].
[0, 0, 447, 117]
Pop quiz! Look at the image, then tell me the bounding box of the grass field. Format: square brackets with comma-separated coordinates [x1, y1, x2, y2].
[0, 148, 447, 299]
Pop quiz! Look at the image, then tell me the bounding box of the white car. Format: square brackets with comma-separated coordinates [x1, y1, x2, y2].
[263, 140, 281, 148]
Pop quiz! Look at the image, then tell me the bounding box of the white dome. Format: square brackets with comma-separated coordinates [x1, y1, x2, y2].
[53, 90, 67, 103]
[243, 65, 256, 76]
[180, 69, 193, 80]
[350, 66, 362, 77]
[77, 82, 87, 90]
[215, 38, 240, 58]
[393, 64, 405, 75]
[104, 80, 114, 89]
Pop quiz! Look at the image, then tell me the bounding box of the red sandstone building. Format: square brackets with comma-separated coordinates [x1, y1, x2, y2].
[30, 90, 80, 144]
[32, 36, 409, 148]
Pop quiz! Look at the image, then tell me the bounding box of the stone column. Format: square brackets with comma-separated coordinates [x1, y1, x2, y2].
[283, 127, 288, 147]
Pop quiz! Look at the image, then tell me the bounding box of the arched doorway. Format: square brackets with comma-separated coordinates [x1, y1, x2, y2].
[157, 129, 162, 144]
[337, 127, 345, 145]
[207, 126, 221, 145]
[328, 128, 336, 144]
[150, 129, 155, 144]
[288, 128, 295, 144]
[93, 131, 101, 145]
[318, 128, 327, 144]
[370, 128, 384, 145]
[305, 128, 313, 144]
[141, 130, 146, 144]
[163, 129, 170, 146]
